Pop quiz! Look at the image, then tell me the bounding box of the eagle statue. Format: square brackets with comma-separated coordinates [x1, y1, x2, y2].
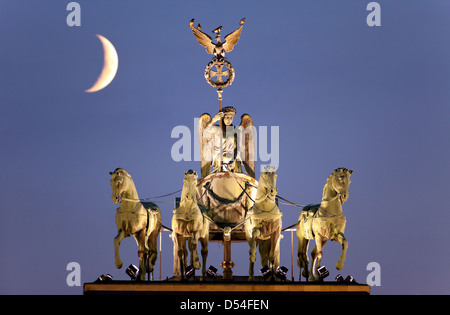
[189, 18, 245, 60]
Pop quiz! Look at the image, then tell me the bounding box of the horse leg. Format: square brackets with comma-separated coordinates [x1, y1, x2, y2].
[310, 243, 319, 281]
[258, 240, 269, 271]
[250, 228, 260, 263]
[176, 234, 186, 280]
[335, 232, 348, 270]
[248, 228, 260, 281]
[135, 229, 147, 281]
[311, 237, 327, 281]
[269, 232, 280, 281]
[147, 230, 159, 280]
[274, 238, 281, 269]
[190, 231, 201, 270]
[297, 236, 310, 281]
[114, 229, 126, 269]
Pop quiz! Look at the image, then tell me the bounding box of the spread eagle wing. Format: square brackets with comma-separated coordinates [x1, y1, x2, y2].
[238, 113, 255, 178]
[190, 26, 215, 55]
[223, 19, 245, 53]
[198, 113, 213, 178]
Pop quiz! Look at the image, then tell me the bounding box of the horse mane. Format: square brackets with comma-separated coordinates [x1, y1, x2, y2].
[262, 165, 276, 173]
[326, 168, 349, 181]
[112, 168, 132, 178]
[180, 170, 198, 203]
[111, 168, 138, 200]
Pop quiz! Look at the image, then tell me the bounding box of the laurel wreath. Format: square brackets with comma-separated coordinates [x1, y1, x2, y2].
[204, 58, 235, 89]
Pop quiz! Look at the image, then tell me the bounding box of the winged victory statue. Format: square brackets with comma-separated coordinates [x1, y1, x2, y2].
[198, 106, 255, 179]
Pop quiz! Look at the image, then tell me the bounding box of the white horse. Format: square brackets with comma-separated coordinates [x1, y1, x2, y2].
[244, 166, 282, 281]
[110, 168, 162, 281]
[297, 168, 353, 281]
[172, 170, 209, 280]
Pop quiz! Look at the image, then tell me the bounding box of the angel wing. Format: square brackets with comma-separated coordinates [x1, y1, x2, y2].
[198, 113, 213, 178]
[190, 26, 215, 55]
[223, 22, 244, 53]
[237, 113, 255, 178]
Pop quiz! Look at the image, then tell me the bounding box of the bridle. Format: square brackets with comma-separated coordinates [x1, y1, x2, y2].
[322, 177, 348, 205]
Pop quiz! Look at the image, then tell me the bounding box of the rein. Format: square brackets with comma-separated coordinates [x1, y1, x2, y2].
[252, 201, 278, 214]
[224, 169, 308, 209]
[118, 190, 182, 203]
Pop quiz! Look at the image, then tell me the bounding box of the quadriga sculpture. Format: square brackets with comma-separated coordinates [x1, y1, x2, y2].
[244, 166, 282, 281]
[172, 170, 209, 280]
[297, 168, 353, 281]
[109, 168, 162, 281]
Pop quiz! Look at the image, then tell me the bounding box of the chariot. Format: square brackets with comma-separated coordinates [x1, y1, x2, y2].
[171, 170, 259, 279]
[193, 168, 281, 280]
[197, 171, 258, 241]
[106, 18, 355, 283]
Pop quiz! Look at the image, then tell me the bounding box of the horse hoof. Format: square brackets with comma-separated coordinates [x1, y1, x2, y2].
[173, 275, 182, 281]
[194, 261, 201, 269]
[115, 261, 123, 269]
[309, 275, 318, 282]
[336, 261, 344, 270]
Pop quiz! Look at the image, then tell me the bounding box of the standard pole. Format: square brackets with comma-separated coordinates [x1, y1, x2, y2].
[217, 89, 223, 168]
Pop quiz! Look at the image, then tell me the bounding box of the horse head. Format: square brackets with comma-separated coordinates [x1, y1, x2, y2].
[109, 168, 132, 203]
[328, 168, 353, 204]
[181, 169, 198, 202]
[259, 165, 278, 199]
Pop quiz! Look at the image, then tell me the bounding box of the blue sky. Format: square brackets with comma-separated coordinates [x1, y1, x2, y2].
[0, 0, 449, 294]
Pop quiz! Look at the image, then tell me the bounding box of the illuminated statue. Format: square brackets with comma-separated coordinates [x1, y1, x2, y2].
[198, 107, 255, 178]
[244, 166, 282, 281]
[296, 168, 353, 281]
[172, 170, 210, 280]
[109, 168, 162, 281]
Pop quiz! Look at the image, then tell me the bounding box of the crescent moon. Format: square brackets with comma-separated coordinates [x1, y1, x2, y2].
[85, 34, 119, 93]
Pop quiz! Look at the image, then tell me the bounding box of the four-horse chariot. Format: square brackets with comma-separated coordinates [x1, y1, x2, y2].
[106, 18, 356, 283]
